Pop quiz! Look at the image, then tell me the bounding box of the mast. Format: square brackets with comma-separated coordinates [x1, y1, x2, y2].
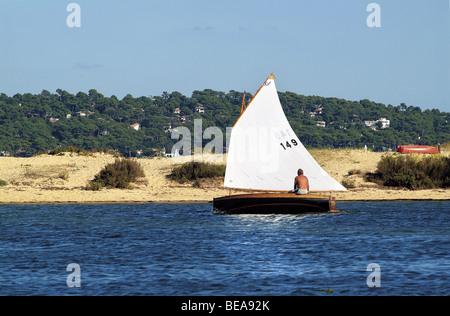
[240, 92, 246, 114]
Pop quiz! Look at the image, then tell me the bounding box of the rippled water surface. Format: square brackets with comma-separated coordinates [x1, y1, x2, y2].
[0, 201, 448, 295]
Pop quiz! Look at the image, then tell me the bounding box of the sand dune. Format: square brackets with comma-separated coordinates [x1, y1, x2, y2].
[0, 149, 448, 204]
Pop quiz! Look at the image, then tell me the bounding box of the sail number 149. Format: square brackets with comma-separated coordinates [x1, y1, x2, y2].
[280, 139, 298, 150]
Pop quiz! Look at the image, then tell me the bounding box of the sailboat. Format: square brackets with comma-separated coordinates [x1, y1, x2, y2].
[213, 74, 346, 214]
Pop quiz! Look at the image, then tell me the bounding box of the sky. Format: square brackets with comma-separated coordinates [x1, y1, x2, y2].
[0, 0, 449, 112]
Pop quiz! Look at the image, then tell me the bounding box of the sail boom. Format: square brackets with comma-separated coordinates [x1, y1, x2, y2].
[224, 186, 346, 193]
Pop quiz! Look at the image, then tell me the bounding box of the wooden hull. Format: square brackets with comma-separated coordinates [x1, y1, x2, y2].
[213, 193, 337, 215]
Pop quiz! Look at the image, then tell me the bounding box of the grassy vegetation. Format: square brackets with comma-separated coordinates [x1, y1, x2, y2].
[341, 178, 356, 189]
[37, 146, 118, 156]
[348, 169, 362, 176]
[168, 161, 226, 187]
[440, 141, 450, 153]
[48, 146, 90, 156]
[367, 154, 450, 189]
[85, 158, 145, 190]
[23, 165, 70, 181]
[0, 179, 8, 187]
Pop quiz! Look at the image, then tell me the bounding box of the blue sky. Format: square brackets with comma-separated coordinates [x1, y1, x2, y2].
[0, 0, 449, 112]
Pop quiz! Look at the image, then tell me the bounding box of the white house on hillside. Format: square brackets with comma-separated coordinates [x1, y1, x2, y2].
[364, 118, 390, 129]
[195, 106, 205, 113]
[316, 121, 326, 128]
[377, 118, 390, 129]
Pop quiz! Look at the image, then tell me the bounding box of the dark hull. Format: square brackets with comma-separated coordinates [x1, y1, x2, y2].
[213, 193, 337, 215]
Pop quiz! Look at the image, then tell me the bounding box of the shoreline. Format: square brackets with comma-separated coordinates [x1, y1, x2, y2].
[0, 150, 449, 205]
[0, 198, 448, 206]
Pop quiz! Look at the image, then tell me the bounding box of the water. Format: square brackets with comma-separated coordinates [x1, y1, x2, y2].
[0, 201, 448, 296]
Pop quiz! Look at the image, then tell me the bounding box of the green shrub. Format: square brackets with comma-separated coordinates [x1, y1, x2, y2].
[341, 179, 355, 189]
[348, 169, 362, 176]
[85, 181, 102, 191]
[370, 154, 450, 189]
[86, 159, 145, 190]
[42, 146, 117, 157]
[169, 162, 226, 184]
[48, 146, 88, 155]
[0, 179, 8, 187]
[59, 172, 69, 180]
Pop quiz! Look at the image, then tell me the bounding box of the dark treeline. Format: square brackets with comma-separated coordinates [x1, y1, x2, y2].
[0, 89, 448, 157]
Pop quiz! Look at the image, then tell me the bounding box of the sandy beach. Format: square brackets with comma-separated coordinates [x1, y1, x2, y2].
[0, 149, 448, 204]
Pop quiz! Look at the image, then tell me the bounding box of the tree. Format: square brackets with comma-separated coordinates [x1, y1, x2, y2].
[0, 88, 448, 156]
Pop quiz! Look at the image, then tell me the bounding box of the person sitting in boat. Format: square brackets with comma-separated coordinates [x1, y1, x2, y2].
[292, 169, 309, 195]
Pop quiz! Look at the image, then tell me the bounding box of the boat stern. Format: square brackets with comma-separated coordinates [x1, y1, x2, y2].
[329, 196, 341, 213]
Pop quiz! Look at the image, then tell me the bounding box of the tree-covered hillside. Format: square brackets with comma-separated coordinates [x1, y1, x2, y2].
[0, 89, 448, 157]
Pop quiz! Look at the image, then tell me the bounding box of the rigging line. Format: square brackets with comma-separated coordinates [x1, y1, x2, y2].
[240, 91, 246, 114]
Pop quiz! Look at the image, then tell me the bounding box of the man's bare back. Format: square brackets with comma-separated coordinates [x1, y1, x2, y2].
[293, 169, 309, 195]
[294, 175, 309, 191]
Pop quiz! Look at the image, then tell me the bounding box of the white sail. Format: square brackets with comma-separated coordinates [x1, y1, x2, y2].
[224, 74, 347, 192]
